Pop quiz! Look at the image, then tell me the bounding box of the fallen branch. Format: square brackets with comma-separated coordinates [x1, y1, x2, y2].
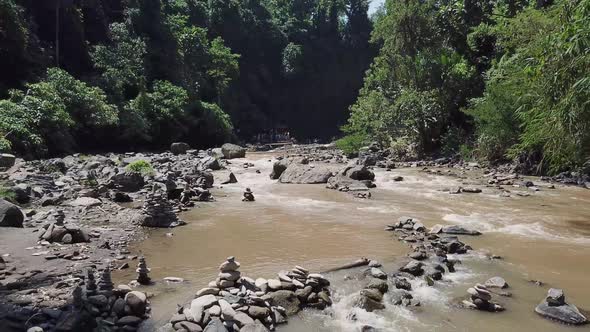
[321, 257, 370, 273]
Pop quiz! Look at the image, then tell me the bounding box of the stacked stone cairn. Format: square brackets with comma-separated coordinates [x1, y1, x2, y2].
[38, 209, 90, 244]
[463, 283, 504, 312]
[138, 190, 185, 228]
[242, 188, 255, 202]
[136, 256, 152, 285]
[29, 267, 152, 332]
[166, 257, 332, 332]
[535, 288, 588, 325]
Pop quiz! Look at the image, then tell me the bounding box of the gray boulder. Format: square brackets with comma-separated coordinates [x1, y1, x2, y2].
[0, 199, 24, 227]
[270, 160, 290, 180]
[442, 225, 481, 236]
[221, 144, 246, 159]
[200, 156, 221, 171]
[279, 164, 335, 184]
[264, 290, 301, 316]
[0, 153, 16, 168]
[534, 288, 587, 325]
[110, 172, 145, 192]
[171, 142, 190, 155]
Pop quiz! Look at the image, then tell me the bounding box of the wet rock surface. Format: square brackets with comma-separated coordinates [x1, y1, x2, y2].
[535, 289, 588, 325]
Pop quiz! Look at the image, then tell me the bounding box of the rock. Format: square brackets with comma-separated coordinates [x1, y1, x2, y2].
[546, 288, 566, 306]
[200, 156, 221, 171]
[204, 318, 229, 332]
[189, 295, 218, 321]
[219, 258, 240, 272]
[267, 279, 282, 290]
[247, 306, 270, 319]
[110, 172, 145, 192]
[219, 271, 241, 282]
[370, 268, 387, 280]
[240, 321, 269, 332]
[171, 142, 190, 155]
[218, 299, 236, 320]
[270, 160, 290, 180]
[429, 224, 443, 234]
[0, 153, 16, 168]
[125, 291, 147, 317]
[233, 312, 255, 326]
[68, 197, 102, 207]
[485, 277, 508, 289]
[360, 289, 383, 302]
[196, 288, 220, 297]
[265, 290, 301, 316]
[279, 163, 335, 184]
[467, 287, 492, 301]
[27, 327, 44, 332]
[441, 225, 481, 235]
[400, 261, 424, 276]
[390, 289, 413, 305]
[117, 316, 142, 326]
[220, 172, 238, 184]
[0, 199, 24, 228]
[535, 301, 587, 325]
[173, 321, 203, 332]
[366, 279, 388, 293]
[112, 298, 126, 316]
[353, 294, 385, 312]
[347, 166, 375, 181]
[221, 144, 246, 159]
[394, 277, 412, 291]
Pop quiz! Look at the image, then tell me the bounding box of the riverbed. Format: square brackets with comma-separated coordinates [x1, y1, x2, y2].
[117, 152, 590, 331]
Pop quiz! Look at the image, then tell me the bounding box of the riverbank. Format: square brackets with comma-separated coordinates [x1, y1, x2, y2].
[1, 144, 590, 331]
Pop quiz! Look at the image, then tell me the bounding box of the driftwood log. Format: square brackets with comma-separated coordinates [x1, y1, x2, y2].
[321, 257, 370, 273]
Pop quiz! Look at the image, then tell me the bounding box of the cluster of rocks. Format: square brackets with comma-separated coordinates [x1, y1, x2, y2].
[326, 165, 376, 193]
[535, 288, 588, 325]
[386, 217, 474, 254]
[164, 257, 332, 332]
[462, 283, 504, 312]
[2, 266, 151, 332]
[134, 190, 185, 228]
[242, 188, 255, 202]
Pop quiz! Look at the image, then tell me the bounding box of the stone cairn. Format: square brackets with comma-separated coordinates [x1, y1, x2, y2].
[535, 288, 588, 325]
[167, 257, 332, 332]
[86, 268, 98, 296]
[139, 189, 185, 227]
[51, 267, 153, 332]
[38, 209, 90, 244]
[136, 256, 152, 285]
[463, 283, 504, 312]
[98, 266, 114, 295]
[242, 188, 255, 202]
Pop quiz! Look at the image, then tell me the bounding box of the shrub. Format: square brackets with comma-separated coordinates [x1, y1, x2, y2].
[335, 133, 367, 157]
[126, 160, 154, 176]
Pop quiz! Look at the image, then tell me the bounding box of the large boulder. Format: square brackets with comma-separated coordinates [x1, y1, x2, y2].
[221, 143, 246, 159]
[0, 153, 16, 169]
[264, 290, 301, 316]
[270, 160, 290, 180]
[279, 164, 335, 184]
[171, 142, 190, 155]
[326, 165, 375, 190]
[0, 199, 24, 228]
[535, 289, 588, 325]
[110, 172, 145, 192]
[346, 166, 375, 181]
[199, 156, 221, 171]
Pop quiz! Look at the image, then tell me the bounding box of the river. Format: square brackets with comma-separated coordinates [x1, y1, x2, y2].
[115, 151, 590, 331]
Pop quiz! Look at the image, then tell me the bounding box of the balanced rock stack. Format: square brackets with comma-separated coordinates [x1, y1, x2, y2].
[216, 256, 241, 289]
[535, 288, 588, 325]
[38, 210, 90, 244]
[137, 191, 185, 228]
[166, 258, 332, 332]
[463, 283, 504, 312]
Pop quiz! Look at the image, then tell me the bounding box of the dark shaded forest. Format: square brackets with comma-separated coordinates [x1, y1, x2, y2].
[0, 0, 375, 157]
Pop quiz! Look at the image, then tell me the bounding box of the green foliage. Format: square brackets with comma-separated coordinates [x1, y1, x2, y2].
[466, 0, 590, 172]
[0, 185, 16, 202]
[126, 160, 155, 176]
[335, 133, 367, 156]
[91, 22, 147, 101]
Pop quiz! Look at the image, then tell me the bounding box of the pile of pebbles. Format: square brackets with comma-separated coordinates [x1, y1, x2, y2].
[164, 257, 332, 332]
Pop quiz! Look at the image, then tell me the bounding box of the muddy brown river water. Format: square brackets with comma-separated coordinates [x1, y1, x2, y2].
[116, 152, 590, 332]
